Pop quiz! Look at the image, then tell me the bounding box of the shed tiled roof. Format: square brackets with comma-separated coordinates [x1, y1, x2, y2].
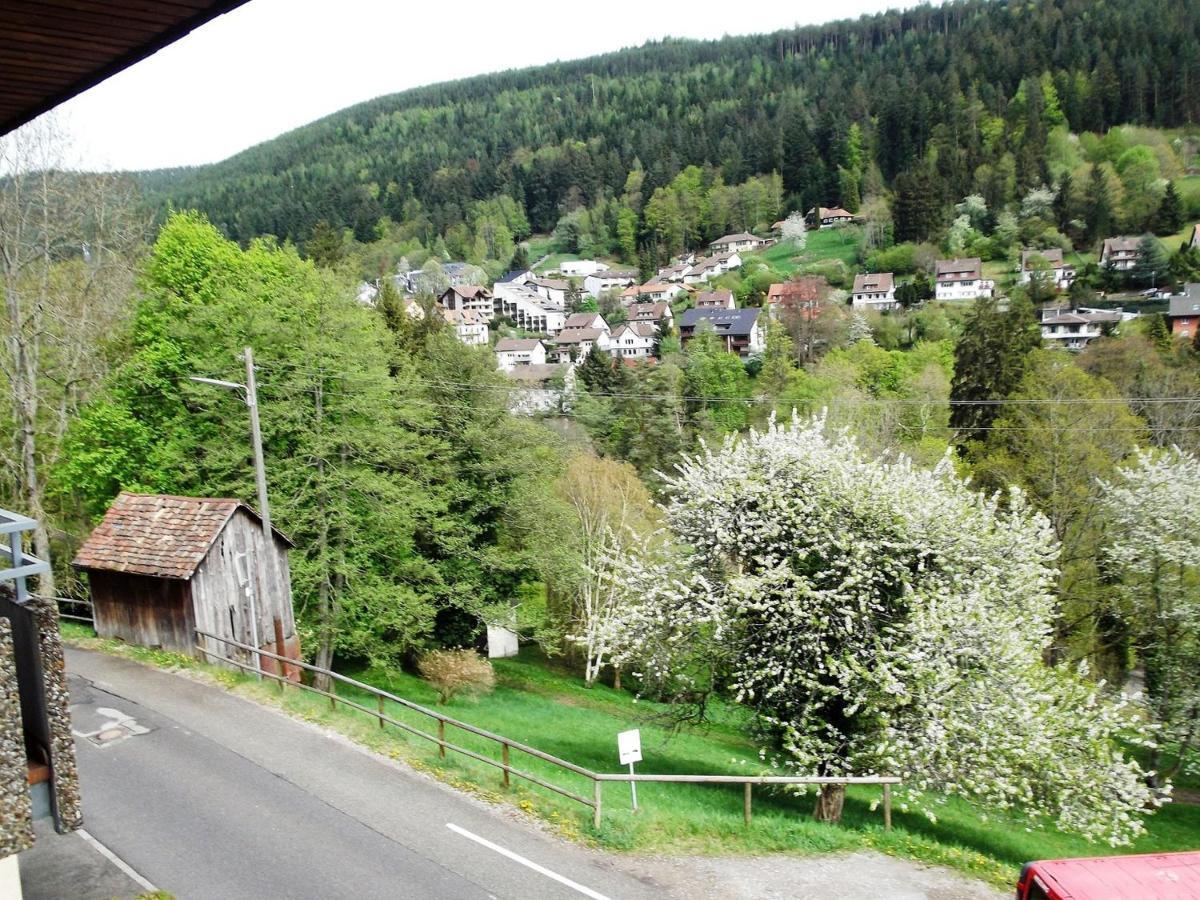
[73, 492, 290, 580]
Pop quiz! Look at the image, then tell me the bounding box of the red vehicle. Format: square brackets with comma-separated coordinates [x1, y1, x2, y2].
[1017, 851, 1200, 899]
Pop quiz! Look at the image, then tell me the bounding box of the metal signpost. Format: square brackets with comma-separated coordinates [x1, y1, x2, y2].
[617, 729, 642, 812]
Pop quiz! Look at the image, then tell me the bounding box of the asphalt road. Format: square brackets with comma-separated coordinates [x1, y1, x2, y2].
[56, 647, 666, 900]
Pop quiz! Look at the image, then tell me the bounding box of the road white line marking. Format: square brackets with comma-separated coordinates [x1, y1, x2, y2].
[76, 828, 157, 892]
[446, 823, 611, 900]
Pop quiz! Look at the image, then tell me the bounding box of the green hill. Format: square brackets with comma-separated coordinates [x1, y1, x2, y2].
[136, 0, 1200, 260]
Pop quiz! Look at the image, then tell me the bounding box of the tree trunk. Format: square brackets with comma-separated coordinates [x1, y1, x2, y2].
[813, 783, 846, 824]
[612, 665, 621, 691]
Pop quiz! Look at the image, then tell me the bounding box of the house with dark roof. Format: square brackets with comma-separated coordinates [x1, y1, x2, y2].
[935, 257, 994, 301]
[1100, 236, 1142, 271]
[73, 493, 298, 673]
[806, 206, 856, 229]
[851, 272, 897, 310]
[678, 308, 764, 357]
[1019, 248, 1075, 291]
[1168, 284, 1200, 340]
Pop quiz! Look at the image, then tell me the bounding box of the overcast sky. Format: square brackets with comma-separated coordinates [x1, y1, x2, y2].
[49, 0, 908, 172]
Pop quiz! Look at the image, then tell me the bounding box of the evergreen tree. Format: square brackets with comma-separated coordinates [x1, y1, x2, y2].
[949, 294, 1042, 444]
[1131, 235, 1169, 288]
[1153, 181, 1184, 235]
[509, 244, 530, 271]
[1146, 311, 1173, 349]
[1084, 165, 1113, 246]
[893, 165, 942, 243]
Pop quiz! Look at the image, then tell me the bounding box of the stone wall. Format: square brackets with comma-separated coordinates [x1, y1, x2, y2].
[0, 617, 34, 859]
[30, 596, 81, 833]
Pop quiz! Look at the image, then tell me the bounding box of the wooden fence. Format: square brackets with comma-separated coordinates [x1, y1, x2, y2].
[53, 596, 93, 624]
[196, 629, 899, 829]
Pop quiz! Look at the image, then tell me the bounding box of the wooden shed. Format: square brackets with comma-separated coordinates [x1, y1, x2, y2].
[72, 492, 300, 676]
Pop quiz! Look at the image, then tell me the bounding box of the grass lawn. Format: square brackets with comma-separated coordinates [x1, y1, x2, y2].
[60, 622, 1200, 891]
[751, 228, 863, 276]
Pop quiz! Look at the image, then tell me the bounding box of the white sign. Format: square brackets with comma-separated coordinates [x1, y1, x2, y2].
[617, 729, 642, 765]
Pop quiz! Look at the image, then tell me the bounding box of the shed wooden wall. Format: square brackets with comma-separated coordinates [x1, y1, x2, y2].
[90, 571, 194, 653]
[192, 509, 295, 671]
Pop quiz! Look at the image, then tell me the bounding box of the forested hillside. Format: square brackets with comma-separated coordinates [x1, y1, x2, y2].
[141, 0, 1200, 257]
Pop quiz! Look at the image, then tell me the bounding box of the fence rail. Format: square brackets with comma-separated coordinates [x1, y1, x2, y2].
[194, 629, 897, 830]
[53, 596, 93, 623]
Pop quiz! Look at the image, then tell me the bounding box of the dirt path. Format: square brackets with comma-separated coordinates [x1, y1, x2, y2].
[624, 851, 1008, 900]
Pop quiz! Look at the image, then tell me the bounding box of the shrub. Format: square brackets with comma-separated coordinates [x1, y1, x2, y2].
[418, 649, 496, 704]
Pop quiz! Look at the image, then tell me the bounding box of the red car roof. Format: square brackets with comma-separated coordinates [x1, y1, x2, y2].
[1034, 852, 1200, 899]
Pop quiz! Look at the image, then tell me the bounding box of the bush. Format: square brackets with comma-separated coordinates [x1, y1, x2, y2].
[801, 258, 851, 287]
[418, 649, 496, 703]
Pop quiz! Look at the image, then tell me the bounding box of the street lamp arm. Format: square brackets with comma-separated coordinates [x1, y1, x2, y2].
[189, 375, 247, 394]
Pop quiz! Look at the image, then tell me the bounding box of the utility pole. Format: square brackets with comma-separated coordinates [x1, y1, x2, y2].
[189, 346, 274, 679]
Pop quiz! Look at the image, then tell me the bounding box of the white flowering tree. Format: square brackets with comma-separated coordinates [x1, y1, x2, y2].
[1101, 447, 1200, 783]
[780, 211, 807, 249]
[608, 415, 1157, 843]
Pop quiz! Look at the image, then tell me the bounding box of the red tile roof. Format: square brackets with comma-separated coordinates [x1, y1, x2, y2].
[73, 492, 290, 579]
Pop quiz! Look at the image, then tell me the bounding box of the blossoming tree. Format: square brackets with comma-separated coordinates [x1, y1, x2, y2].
[608, 415, 1157, 843]
[1101, 446, 1200, 784]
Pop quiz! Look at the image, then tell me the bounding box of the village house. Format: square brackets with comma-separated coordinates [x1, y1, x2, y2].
[1099, 236, 1142, 271]
[494, 338, 547, 371]
[695, 289, 736, 309]
[621, 281, 687, 304]
[504, 363, 575, 415]
[1168, 284, 1200, 339]
[682, 252, 742, 285]
[609, 321, 658, 359]
[583, 269, 638, 298]
[530, 277, 570, 306]
[678, 307, 764, 357]
[562, 312, 609, 332]
[851, 272, 897, 310]
[653, 263, 689, 283]
[806, 206, 856, 229]
[560, 259, 608, 277]
[708, 232, 764, 254]
[441, 307, 490, 346]
[627, 301, 673, 327]
[492, 285, 567, 335]
[439, 284, 494, 319]
[550, 327, 611, 362]
[1039, 307, 1122, 350]
[1019, 248, 1076, 291]
[767, 278, 826, 319]
[934, 257, 994, 301]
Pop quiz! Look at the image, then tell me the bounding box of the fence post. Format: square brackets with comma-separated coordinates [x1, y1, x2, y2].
[593, 779, 602, 830]
[329, 689, 337, 711]
[744, 782, 752, 826]
[438, 719, 446, 759]
[501, 742, 510, 788]
[883, 783, 892, 831]
[272, 616, 288, 685]
[377, 694, 386, 728]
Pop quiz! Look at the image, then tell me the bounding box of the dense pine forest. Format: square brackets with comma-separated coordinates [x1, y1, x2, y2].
[138, 0, 1200, 257]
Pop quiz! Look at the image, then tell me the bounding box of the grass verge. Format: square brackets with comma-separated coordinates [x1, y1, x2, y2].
[60, 622, 1200, 891]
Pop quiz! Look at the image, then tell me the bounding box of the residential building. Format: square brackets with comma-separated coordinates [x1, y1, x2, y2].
[560, 260, 608, 277]
[806, 206, 856, 228]
[530, 278, 569, 306]
[504, 363, 576, 415]
[851, 272, 897, 310]
[494, 338, 547, 371]
[441, 308, 490, 346]
[627, 301, 673, 327]
[767, 278, 826, 318]
[653, 263, 689, 283]
[695, 289, 736, 309]
[934, 258, 994, 301]
[621, 281, 687, 304]
[1019, 248, 1075, 290]
[496, 268, 536, 287]
[562, 312, 609, 332]
[439, 285, 494, 319]
[583, 270, 638, 298]
[492, 285, 567, 335]
[1100, 236, 1142, 271]
[1168, 284, 1200, 339]
[1039, 307, 1122, 350]
[682, 252, 742, 285]
[678, 307, 765, 357]
[550, 327, 611, 362]
[609, 321, 658, 359]
[709, 232, 764, 254]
